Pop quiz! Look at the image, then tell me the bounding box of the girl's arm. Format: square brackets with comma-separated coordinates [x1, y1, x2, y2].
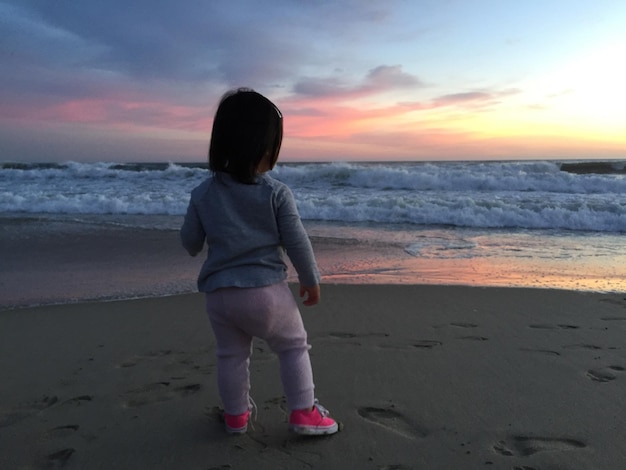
[180, 200, 205, 257]
[276, 186, 321, 290]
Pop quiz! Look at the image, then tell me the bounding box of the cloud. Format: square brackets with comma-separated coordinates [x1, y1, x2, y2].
[2, 1, 221, 81]
[293, 65, 424, 99]
[433, 92, 493, 105]
[2, 1, 310, 93]
[1, 0, 415, 112]
[366, 65, 424, 89]
[284, 84, 520, 129]
[0, 1, 306, 131]
[430, 88, 521, 109]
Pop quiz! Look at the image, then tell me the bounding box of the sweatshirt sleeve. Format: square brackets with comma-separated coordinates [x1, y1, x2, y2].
[180, 196, 206, 257]
[275, 185, 320, 286]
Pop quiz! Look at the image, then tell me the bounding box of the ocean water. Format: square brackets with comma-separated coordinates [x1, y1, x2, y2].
[2, 160, 626, 294]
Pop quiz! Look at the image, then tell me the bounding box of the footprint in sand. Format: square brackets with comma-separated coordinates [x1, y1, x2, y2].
[328, 332, 358, 339]
[357, 406, 428, 439]
[412, 340, 442, 349]
[600, 316, 626, 321]
[528, 324, 579, 330]
[519, 348, 561, 356]
[0, 395, 58, 428]
[327, 332, 390, 340]
[319, 332, 391, 348]
[0, 394, 95, 429]
[458, 335, 489, 341]
[46, 424, 80, 439]
[433, 322, 478, 330]
[46, 448, 75, 468]
[493, 435, 586, 457]
[63, 395, 93, 406]
[450, 322, 478, 328]
[119, 349, 174, 367]
[562, 343, 602, 350]
[119, 349, 206, 368]
[587, 365, 625, 383]
[122, 381, 202, 407]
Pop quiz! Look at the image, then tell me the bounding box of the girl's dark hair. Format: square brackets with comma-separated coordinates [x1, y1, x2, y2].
[208, 88, 283, 184]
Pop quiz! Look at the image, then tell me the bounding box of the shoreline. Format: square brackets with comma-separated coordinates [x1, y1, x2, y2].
[0, 281, 607, 313]
[2, 216, 626, 310]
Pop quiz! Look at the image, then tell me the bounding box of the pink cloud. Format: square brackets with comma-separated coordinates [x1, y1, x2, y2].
[3, 95, 213, 134]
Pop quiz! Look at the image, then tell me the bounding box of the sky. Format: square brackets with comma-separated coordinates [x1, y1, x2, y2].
[1, 0, 625, 163]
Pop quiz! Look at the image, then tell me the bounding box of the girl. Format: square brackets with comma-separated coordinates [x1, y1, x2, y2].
[181, 88, 338, 436]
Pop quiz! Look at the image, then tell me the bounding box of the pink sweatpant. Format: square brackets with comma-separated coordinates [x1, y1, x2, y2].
[205, 281, 315, 415]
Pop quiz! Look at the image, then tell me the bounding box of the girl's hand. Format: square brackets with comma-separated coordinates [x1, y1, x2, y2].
[299, 284, 320, 306]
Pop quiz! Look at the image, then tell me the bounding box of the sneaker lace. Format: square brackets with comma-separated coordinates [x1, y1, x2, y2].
[248, 397, 258, 430]
[313, 399, 330, 417]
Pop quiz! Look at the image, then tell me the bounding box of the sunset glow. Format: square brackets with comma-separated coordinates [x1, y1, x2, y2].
[1, 1, 624, 162]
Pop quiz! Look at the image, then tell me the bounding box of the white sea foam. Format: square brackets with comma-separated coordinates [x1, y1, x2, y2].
[1, 160, 625, 232]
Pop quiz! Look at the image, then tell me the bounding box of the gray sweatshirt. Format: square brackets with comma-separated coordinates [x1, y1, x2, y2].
[181, 172, 320, 293]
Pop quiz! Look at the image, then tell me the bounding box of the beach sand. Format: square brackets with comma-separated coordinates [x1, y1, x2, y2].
[1, 284, 626, 469]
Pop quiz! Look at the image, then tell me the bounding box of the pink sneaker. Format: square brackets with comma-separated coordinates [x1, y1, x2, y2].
[223, 398, 257, 434]
[289, 400, 339, 436]
[223, 410, 250, 434]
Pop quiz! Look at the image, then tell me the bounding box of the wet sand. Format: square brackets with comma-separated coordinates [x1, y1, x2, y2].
[1, 217, 624, 310]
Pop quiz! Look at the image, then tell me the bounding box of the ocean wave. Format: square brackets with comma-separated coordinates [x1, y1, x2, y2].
[296, 190, 626, 232]
[2, 160, 626, 232]
[272, 161, 626, 194]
